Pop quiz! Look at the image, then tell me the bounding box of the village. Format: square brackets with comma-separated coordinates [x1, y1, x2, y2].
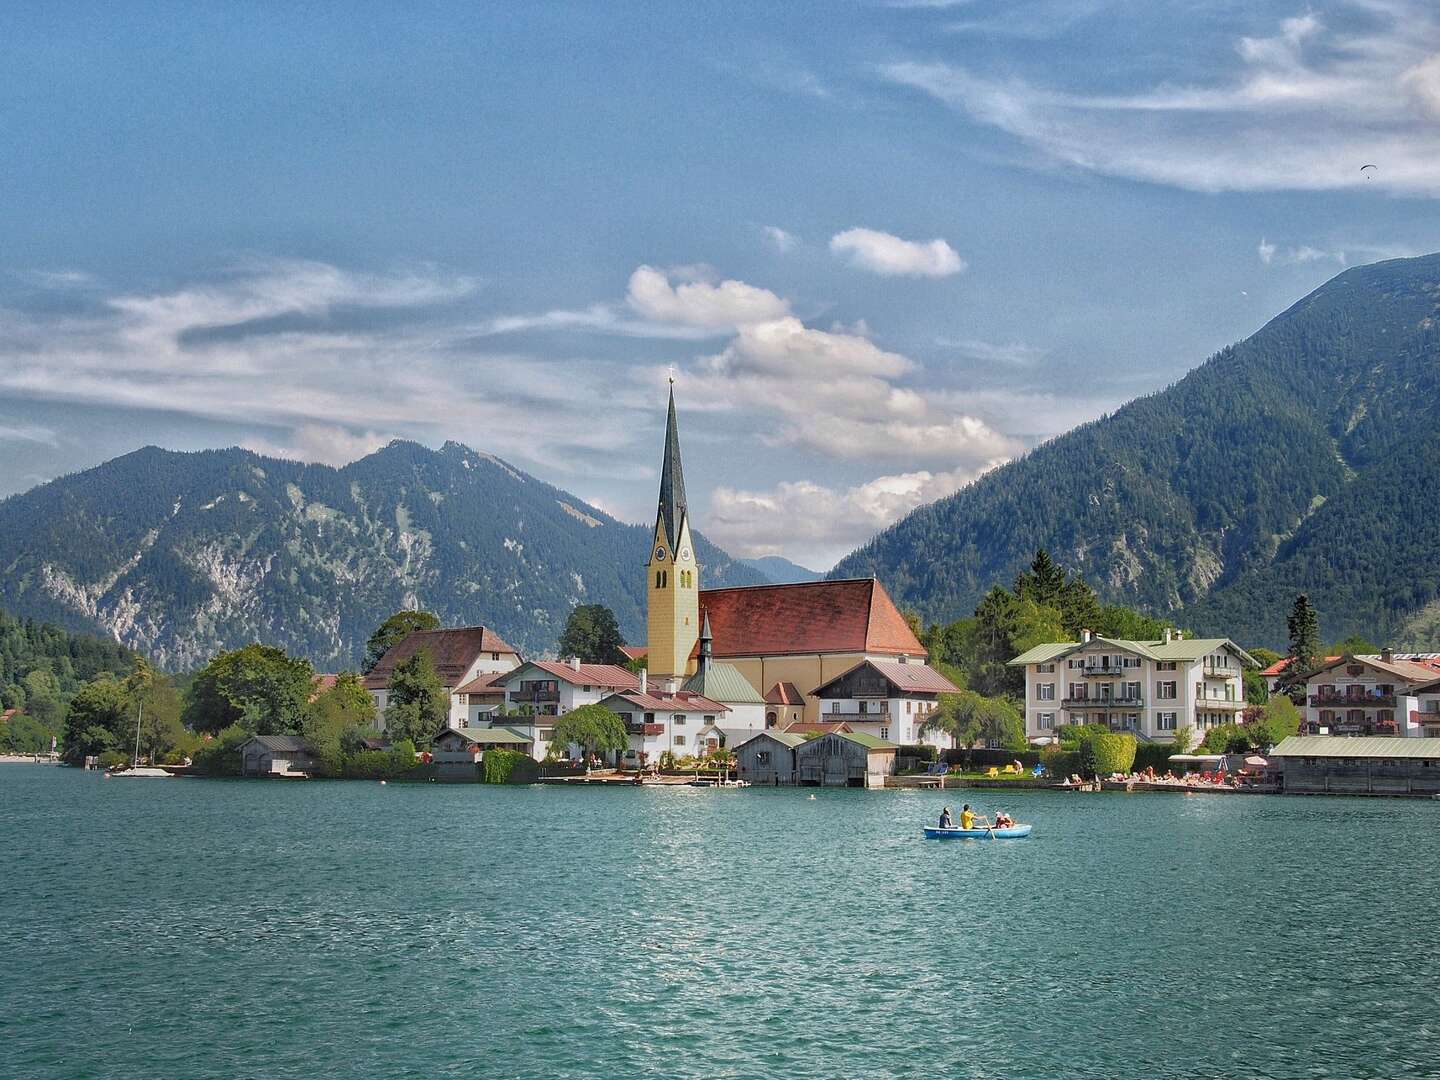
[216, 389, 1440, 799]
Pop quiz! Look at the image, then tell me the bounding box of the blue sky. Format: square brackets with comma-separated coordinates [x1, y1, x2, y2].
[3, 1, 1439, 567]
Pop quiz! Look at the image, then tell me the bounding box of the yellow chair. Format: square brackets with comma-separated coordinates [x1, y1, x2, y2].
[987, 766, 999, 778]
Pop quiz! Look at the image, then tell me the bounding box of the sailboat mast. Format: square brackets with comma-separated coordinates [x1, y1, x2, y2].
[132, 701, 143, 768]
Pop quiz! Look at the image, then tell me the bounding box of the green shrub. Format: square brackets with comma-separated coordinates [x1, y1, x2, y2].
[483, 749, 540, 784]
[1040, 748, 1080, 779]
[899, 744, 939, 763]
[98, 749, 130, 769]
[1133, 744, 1174, 774]
[190, 723, 251, 775]
[1080, 732, 1136, 776]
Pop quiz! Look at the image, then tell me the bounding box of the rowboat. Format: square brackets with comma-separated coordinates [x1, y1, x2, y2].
[923, 824, 1032, 839]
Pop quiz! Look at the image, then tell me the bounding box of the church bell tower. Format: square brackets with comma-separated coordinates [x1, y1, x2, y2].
[645, 383, 700, 679]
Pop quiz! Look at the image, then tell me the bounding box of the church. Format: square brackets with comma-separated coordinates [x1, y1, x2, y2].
[636, 386, 958, 746]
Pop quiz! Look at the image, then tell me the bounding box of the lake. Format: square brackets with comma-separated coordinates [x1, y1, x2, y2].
[2, 766, 1436, 1079]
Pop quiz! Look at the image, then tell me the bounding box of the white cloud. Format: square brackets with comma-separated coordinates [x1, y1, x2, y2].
[0, 422, 58, 445]
[762, 225, 798, 253]
[625, 265, 790, 328]
[708, 465, 995, 566]
[881, 3, 1440, 195]
[938, 337, 1046, 365]
[1257, 239, 1278, 265]
[242, 424, 392, 467]
[829, 227, 966, 277]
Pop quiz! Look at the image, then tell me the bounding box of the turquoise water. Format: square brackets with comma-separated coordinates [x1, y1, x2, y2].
[2, 767, 1437, 1079]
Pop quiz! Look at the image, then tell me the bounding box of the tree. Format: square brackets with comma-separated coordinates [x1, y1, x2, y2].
[364, 610, 440, 674]
[921, 689, 1024, 751]
[304, 673, 378, 774]
[183, 644, 316, 735]
[21, 669, 63, 727]
[61, 675, 131, 763]
[383, 652, 448, 747]
[1283, 594, 1322, 702]
[550, 703, 628, 760]
[1328, 634, 1380, 656]
[124, 659, 186, 763]
[555, 604, 628, 665]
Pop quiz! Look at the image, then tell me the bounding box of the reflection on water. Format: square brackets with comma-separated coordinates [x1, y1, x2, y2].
[2, 768, 1436, 1079]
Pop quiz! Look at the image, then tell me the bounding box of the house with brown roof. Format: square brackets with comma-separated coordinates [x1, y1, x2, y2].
[809, 658, 960, 747]
[597, 678, 729, 765]
[362, 625, 523, 732]
[491, 658, 639, 760]
[1304, 650, 1440, 737]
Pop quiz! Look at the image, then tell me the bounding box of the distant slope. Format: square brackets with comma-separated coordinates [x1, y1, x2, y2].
[831, 254, 1440, 649]
[740, 555, 824, 584]
[0, 441, 763, 669]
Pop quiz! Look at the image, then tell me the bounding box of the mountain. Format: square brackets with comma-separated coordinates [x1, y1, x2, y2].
[740, 555, 824, 584]
[831, 254, 1440, 650]
[0, 441, 764, 670]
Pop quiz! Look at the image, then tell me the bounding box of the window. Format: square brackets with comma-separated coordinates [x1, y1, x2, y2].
[1038, 683, 1056, 701]
[1068, 658, 1083, 669]
[582, 685, 591, 693]
[1157, 681, 1177, 700]
[1037, 712, 1055, 730]
[757, 751, 770, 764]
[1125, 682, 1142, 700]
[655, 570, 667, 588]
[831, 701, 842, 714]
[673, 714, 686, 725]
[1037, 663, 1055, 673]
[703, 715, 715, 723]
[673, 735, 686, 746]
[644, 712, 654, 722]
[1157, 661, 1176, 672]
[1123, 657, 1140, 668]
[491, 652, 500, 661]
[880, 727, 889, 740]
[1069, 683, 1086, 699]
[1157, 712, 1177, 731]
[906, 700, 913, 713]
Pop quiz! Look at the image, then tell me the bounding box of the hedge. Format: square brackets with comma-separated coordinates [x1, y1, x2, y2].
[1081, 732, 1137, 776]
[897, 744, 938, 763]
[1039, 748, 1081, 779]
[1133, 744, 1177, 774]
[483, 749, 540, 784]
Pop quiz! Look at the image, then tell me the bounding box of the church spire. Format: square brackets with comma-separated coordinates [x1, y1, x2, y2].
[657, 382, 688, 551]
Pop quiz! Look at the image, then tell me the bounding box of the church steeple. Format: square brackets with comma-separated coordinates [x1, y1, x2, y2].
[645, 382, 700, 679]
[657, 382, 688, 550]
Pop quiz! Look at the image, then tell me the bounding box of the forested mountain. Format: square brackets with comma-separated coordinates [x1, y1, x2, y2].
[740, 556, 824, 584]
[832, 254, 1440, 649]
[0, 442, 762, 669]
[0, 607, 137, 712]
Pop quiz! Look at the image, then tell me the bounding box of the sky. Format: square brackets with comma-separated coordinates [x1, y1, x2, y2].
[2, 0, 1440, 569]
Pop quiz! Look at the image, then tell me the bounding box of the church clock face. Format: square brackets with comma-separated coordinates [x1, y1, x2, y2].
[680, 547, 691, 561]
[654, 546, 667, 562]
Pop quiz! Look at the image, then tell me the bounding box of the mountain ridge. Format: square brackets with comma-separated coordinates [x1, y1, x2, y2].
[830, 253, 1440, 648]
[0, 440, 764, 669]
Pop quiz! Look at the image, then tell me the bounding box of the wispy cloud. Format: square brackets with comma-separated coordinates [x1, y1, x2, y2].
[829, 227, 966, 277]
[937, 337, 1046, 365]
[762, 225, 798, 253]
[0, 421, 58, 446]
[881, 3, 1440, 194]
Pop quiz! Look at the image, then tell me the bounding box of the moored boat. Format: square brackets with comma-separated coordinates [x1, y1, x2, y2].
[923, 824, 1032, 839]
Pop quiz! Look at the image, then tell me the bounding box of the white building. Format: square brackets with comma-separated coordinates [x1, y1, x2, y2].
[1009, 629, 1257, 744]
[1402, 678, 1440, 738]
[598, 683, 730, 766]
[363, 626, 522, 733]
[491, 658, 639, 761]
[808, 658, 960, 748]
[1304, 651, 1440, 737]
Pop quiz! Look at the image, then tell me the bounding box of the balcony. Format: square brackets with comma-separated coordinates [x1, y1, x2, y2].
[821, 709, 891, 721]
[1063, 696, 1144, 709]
[1195, 697, 1246, 710]
[1309, 693, 1395, 708]
[1202, 664, 1238, 679]
[510, 689, 560, 704]
[1082, 665, 1129, 678]
[625, 722, 666, 736]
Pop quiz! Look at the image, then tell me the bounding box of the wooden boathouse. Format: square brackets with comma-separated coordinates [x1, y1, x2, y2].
[795, 731, 896, 788]
[1269, 736, 1440, 796]
[733, 731, 805, 785]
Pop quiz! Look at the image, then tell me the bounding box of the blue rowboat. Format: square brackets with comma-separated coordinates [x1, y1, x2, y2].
[923, 824, 1032, 839]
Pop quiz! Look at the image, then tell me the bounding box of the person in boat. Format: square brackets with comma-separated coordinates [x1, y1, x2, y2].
[939, 805, 955, 830]
[994, 810, 1015, 828]
[959, 804, 975, 830]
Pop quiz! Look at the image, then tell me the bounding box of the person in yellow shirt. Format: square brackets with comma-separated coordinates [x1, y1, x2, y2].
[960, 804, 975, 830]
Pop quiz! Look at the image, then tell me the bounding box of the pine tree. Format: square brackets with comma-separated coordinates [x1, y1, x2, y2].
[555, 604, 628, 665]
[1282, 594, 1322, 701]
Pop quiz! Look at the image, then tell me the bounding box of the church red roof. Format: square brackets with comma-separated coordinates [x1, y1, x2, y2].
[698, 578, 924, 659]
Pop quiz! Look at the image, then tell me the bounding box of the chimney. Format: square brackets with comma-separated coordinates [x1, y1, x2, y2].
[1163, 628, 1173, 644]
[1080, 629, 1092, 644]
[569, 656, 581, 672]
[639, 669, 648, 695]
[665, 676, 679, 695]
[1382, 647, 1394, 663]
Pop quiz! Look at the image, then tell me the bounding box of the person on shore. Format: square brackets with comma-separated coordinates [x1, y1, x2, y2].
[939, 805, 955, 829]
[960, 804, 975, 830]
